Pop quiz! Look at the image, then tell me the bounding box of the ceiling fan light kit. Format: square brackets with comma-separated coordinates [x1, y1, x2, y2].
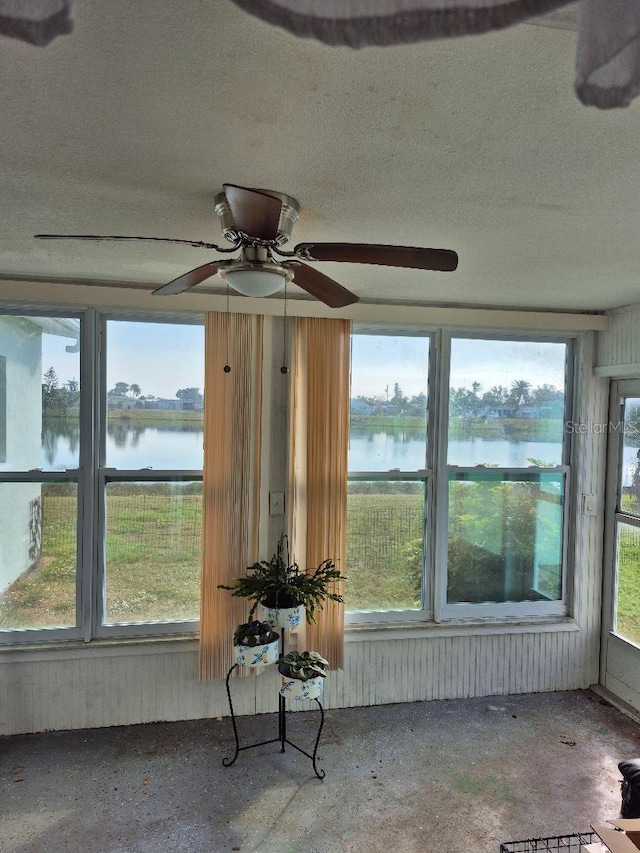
[35, 182, 458, 307]
[219, 263, 292, 298]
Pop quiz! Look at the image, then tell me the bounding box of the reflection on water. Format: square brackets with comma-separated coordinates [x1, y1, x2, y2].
[42, 418, 204, 470]
[45, 420, 630, 474]
[42, 420, 80, 468]
[348, 428, 564, 471]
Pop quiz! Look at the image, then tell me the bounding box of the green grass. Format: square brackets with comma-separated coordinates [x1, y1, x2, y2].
[346, 491, 424, 611]
[0, 487, 202, 629]
[107, 410, 203, 425]
[617, 523, 640, 645]
[1, 481, 572, 627]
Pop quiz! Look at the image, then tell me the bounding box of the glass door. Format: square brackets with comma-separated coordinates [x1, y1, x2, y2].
[602, 380, 640, 708]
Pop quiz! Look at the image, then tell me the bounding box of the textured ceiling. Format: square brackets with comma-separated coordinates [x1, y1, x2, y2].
[0, 0, 638, 312]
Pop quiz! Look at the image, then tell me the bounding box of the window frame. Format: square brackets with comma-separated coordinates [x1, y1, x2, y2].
[0, 306, 205, 645]
[94, 312, 205, 639]
[346, 327, 437, 624]
[347, 327, 575, 625]
[0, 306, 87, 644]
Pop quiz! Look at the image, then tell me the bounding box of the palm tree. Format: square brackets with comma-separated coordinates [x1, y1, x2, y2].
[130, 383, 141, 398]
[510, 379, 531, 406]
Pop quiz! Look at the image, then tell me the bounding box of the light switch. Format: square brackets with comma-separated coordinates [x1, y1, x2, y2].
[269, 491, 285, 516]
[582, 494, 597, 516]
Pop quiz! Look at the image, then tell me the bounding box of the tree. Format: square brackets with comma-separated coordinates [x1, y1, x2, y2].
[391, 382, 407, 414]
[129, 383, 141, 398]
[176, 387, 203, 402]
[109, 382, 129, 397]
[64, 378, 80, 410]
[482, 385, 508, 407]
[509, 380, 531, 406]
[42, 367, 59, 411]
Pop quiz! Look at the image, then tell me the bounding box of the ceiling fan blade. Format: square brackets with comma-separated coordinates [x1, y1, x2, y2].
[152, 261, 231, 295]
[223, 184, 282, 242]
[294, 242, 458, 272]
[35, 234, 229, 250]
[285, 261, 359, 308]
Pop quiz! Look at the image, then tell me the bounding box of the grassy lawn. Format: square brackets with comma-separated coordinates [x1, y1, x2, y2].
[0, 483, 588, 627]
[0, 486, 202, 630]
[346, 491, 424, 611]
[107, 410, 203, 425]
[617, 523, 640, 645]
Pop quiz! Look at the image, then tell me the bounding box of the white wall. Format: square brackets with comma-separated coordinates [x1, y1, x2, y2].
[0, 317, 42, 591]
[0, 284, 609, 735]
[596, 304, 640, 377]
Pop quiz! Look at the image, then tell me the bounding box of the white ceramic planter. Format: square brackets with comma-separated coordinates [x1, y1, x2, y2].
[279, 674, 325, 701]
[234, 639, 280, 667]
[261, 604, 304, 630]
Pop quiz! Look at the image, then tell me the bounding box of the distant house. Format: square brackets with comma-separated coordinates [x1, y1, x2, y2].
[513, 405, 541, 419]
[0, 316, 79, 593]
[350, 399, 373, 416]
[107, 394, 137, 410]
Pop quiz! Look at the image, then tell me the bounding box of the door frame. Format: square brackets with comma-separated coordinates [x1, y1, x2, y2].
[601, 378, 640, 708]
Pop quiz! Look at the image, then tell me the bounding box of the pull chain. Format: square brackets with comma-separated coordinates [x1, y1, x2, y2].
[223, 281, 231, 373]
[281, 277, 289, 375]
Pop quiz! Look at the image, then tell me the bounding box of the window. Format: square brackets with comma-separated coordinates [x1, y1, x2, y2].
[0, 314, 81, 637]
[347, 332, 432, 620]
[0, 355, 6, 463]
[611, 393, 640, 645]
[347, 330, 572, 622]
[0, 311, 204, 643]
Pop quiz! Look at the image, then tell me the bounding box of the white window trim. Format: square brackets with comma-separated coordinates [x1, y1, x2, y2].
[348, 327, 575, 625]
[0, 307, 205, 645]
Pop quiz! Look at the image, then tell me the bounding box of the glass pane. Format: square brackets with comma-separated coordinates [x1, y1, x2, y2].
[448, 338, 566, 467]
[346, 480, 425, 611]
[0, 314, 80, 471]
[620, 398, 640, 516]
[447, 470, 564, 604]
[616, 522, 640, 645]
[349, 334, 429, 472]
[0, 482, 77, 630]
[106, 320, 204, 469]
[104, 481, 202, 624]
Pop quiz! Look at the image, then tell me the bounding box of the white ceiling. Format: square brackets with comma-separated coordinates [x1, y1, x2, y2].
[1, 0, 639, 313]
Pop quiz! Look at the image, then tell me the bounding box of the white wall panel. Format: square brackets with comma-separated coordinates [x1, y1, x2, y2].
[596, 304, 640, 376]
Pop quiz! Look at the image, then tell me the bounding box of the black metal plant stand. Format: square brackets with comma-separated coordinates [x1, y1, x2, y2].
[221, 628, 326, 779]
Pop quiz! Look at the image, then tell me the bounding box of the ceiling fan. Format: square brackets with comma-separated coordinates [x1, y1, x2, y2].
[35, 184, 458, 308]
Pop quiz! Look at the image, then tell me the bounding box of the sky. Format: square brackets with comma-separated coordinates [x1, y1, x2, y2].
[351, 334, 567, 399]
[43, 323, 566, 401]
[43, 320, 204, 399]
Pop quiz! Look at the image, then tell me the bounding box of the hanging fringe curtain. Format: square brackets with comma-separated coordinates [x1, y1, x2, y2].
[200, 311, 263, 680]
[0, 0, 73, 46]
[289, 317, 350, 670]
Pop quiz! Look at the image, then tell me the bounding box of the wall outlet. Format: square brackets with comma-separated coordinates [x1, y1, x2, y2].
[269, 491, 285, 516]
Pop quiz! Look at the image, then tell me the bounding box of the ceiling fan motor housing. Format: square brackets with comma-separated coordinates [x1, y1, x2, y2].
[214, 189, 300, 246]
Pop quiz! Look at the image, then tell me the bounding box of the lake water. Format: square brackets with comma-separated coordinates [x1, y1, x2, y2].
[40, 420, 640, 480]
[43, 420, 563, 472]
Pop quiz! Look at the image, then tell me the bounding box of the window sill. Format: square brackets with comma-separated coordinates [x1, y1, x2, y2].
[0, 633, 199, 662]
[344, 615, 580, 642]
[0, 617, 580, 660]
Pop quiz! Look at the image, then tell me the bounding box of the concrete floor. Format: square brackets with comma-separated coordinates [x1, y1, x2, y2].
[1, 690, 639, 853]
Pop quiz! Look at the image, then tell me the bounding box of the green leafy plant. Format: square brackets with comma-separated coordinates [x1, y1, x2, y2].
[218, 536, 345, 623]
[278, 650, 329, 681]
[232, 620, 279, 648]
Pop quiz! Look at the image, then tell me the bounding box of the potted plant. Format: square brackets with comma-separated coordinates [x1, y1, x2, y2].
[278, 650, 328, 700]
[218, 536, 345, 629]
[232, 620, 280, 667]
